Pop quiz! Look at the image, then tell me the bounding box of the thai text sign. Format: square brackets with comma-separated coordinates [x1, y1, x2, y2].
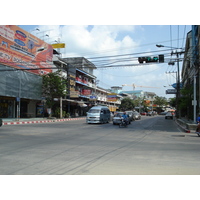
[0, 25, 53, 75]
[107, 93, 117, 102]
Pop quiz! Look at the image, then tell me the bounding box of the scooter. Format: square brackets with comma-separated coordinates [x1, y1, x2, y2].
[196, 122, 200, 137]
[119, 118, 128, 128]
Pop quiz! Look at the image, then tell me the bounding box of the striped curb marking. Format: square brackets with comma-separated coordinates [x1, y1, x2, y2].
[2, 117, 86, 126]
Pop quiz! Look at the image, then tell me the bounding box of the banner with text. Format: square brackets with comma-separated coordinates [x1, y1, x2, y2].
[0, 25, 53, 75]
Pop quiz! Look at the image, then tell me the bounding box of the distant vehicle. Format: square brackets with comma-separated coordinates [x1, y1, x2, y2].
[113, 112, 131, 125]
[125, 111, 134, 121]
[160, 112, 168, 115]
[140, 112, 147, 116]
[165, 112, 173, 119]
[147, 111, 154, 116]
[110, 112, 114, 121]
[0, 118, 2, 127]
[132, 111, 141, 120]
[113, 112, 124, 125]
[86, 106, 111, 124]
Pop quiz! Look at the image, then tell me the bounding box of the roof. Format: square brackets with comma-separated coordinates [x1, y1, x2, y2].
[62, 57, 97, 69]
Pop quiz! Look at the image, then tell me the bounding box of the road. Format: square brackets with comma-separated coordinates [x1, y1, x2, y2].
[0, 115, 200, 175]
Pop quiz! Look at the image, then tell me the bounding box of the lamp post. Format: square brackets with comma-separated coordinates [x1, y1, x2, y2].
[156, 44, 185, 118]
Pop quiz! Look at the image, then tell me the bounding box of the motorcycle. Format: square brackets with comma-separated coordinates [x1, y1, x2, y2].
[119, 117, 128, 128]
[196, 122, 200, 137]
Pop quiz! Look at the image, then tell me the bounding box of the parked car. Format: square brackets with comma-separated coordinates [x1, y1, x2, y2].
[132, 111, 141, 120]
[165, 112, 173, 119]
[140, 112, 147, 116]
[0, 118, 2, 127]
[113, 112, 131, 125]
[125, 111, 134, 121]
[147, 111, 154, 116]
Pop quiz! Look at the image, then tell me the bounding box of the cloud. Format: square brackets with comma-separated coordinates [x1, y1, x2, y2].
[34, 25, 175, 97]
[38, 25, 138, 57]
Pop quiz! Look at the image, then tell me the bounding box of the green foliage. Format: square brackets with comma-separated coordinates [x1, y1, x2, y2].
[54, 108, 70, 118]
[154, 96, 168, 107]
[119, 97, 135, 111]
[169, 97, 176, 107]
[42, 70, 68, 109]
[179, 86, 193, 112]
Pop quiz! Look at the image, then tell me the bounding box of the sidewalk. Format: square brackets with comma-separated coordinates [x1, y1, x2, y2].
[175, 117, 197, 133]
[2, 117, 86, 126]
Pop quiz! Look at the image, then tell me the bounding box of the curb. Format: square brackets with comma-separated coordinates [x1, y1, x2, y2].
[2, 117, 86, 126]
[174, 119, 191, 133]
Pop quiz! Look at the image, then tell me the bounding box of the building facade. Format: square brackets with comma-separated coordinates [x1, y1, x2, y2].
[182, 26, 200, 120]
[0, 25, 53, 118]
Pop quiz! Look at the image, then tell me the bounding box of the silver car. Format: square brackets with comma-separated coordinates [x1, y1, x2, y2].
[133, 111, 141, 120]
[125, 111, 134, 121]
[113, 112, 124, 125]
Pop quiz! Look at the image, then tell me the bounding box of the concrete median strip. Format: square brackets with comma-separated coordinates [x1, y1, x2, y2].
[2, 117, 86, 126]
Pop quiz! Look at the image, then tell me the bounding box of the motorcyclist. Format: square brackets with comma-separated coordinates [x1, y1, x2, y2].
[122, 112, 128, 125]
[196, 114, 200, 133]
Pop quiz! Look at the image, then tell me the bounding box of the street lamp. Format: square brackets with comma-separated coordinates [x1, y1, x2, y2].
[156, 44, 183, 50]
[156, 44, 185, 118]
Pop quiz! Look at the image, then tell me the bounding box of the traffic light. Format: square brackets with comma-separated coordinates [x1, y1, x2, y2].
[159, 54, 164, 63]
[138, 55, 164, 63]
[138, 56, 158, 63]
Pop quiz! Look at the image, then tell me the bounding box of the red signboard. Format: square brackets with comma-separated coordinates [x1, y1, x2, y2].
[82, 89, 91, 95]
[0, 25, 53, 75]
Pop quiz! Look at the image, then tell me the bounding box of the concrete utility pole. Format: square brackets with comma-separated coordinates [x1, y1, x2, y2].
[171, 50, 185, 118]
[193, 75, 197, 123]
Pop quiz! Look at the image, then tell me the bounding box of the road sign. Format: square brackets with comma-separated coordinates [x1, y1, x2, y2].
[172, 83, 183, 89]
[166, 89, 177, 94]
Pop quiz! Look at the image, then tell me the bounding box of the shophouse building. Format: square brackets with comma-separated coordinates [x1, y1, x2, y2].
[60, 57, 121, 116]
[182, 26, 200, 119]
[0, 26, 121, 119]
[0, 25, 54, 118]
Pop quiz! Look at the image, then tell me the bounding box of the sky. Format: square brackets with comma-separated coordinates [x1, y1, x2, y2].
[2, 1, 194, 100]
[19, 25, 191, 99]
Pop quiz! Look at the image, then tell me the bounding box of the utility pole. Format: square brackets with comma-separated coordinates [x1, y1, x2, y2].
[194, 75, 197, 123]
[171, 50, 185, 118]
[156, 44, 185, 118]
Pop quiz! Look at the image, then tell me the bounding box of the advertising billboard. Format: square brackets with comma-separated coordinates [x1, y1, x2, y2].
[0, 25, 53, 75]
[107, 93, 117, 102]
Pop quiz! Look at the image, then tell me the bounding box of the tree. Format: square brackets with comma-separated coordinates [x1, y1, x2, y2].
[154, 96, 168, 107]
[179, 86, 193, 118]
[42, 70, 68, 113]
[119, 97, 135, 111]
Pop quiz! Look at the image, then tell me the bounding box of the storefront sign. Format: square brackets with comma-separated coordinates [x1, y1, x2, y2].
[166, 89, 177, 94]
[107, 93, 117, 102]
[51, 43, 65, 48]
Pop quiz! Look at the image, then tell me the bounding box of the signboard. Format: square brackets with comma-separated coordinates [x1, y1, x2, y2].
[107, 93, 117, 102]
[172, 83, 183, 89]
[51, 43, 65, 48]
[70, 90, 79, 98]
[0, 25, 53, 75]
[166, 89, 177, 94]
[89, 96, 97, 101]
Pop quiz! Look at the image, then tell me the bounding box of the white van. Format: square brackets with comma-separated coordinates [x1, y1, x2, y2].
[86, 106, 111, 124]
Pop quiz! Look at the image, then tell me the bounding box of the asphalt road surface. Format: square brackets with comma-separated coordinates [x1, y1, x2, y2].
[0, 115, 200, 175]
